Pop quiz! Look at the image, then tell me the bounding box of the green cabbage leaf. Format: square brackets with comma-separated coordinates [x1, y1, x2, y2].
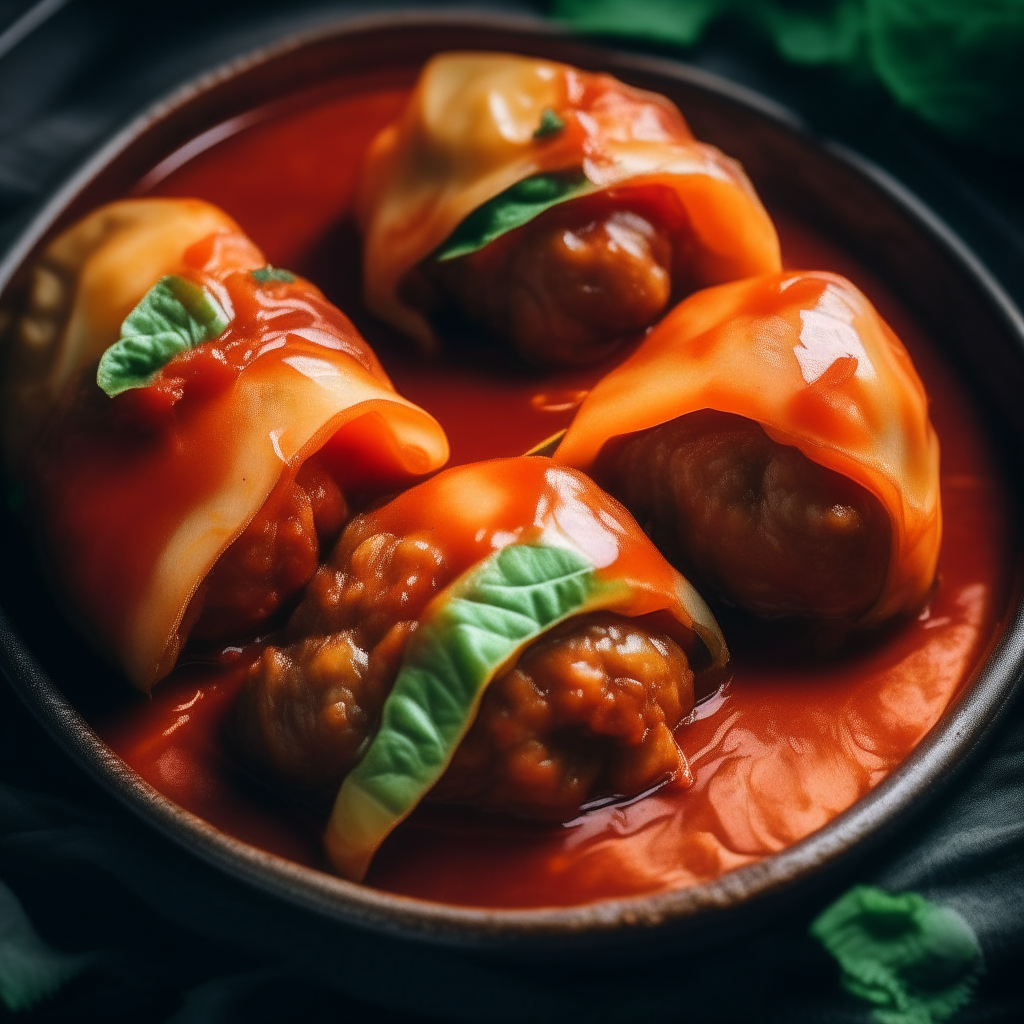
[433, 171, 593, 262]
[325, 542, 627, 880]
[96, 274, 230, 397]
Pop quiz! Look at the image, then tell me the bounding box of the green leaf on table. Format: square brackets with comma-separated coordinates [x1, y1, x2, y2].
[552, 0, 729, 47]
[433, 170, 592, 262]
[757, 0, 865, 66]
[811, 885, 983, 1024]
[96, 275, 230, 397]
[250, 265, 296, 283]
[867, 0, 1024, 149]
[325, 542, 627, 879]
[553, 0, 1024, 152]
[0, 880, 91, 1012]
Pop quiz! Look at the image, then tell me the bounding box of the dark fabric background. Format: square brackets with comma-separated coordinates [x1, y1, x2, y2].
[0, 2, 1022, 1021]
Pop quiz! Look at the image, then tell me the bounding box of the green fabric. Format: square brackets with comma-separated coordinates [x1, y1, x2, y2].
[811, 885, 983, 1024]
[0, 880, 89, 1011]
[433, 170, 592, 261]
[552, 0, 1024, 151]
[96, 274, 231, 397]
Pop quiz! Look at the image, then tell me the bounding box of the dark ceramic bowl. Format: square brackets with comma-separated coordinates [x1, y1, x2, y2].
[1, 11, 1023, 956]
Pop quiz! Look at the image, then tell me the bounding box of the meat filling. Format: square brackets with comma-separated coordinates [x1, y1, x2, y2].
[235, 525, 695, 817]
[432, 613, 694, 819]
[594, 410, 892, 621]
[409, 202, 674, 367]
[189, 455, 348, 643]
[234, 524, 447, 796]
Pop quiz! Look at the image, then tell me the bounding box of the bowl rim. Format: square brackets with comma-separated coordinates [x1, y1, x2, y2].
[1, 8, 1023, 948]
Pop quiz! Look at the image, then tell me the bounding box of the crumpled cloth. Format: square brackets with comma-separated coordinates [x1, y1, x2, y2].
[1, 1, 1022, 1021]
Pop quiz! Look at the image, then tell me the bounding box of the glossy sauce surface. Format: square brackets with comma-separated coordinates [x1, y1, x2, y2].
[95, 78, 1017, 907]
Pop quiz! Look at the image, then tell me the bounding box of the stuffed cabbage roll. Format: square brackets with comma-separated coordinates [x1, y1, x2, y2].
[357, 52, 781, 367]
[554, 271, 941, 627]
[3, 198, 449, 690]
[233, 457, 729, 880]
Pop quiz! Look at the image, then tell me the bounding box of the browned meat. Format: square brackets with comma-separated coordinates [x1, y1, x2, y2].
[235, 524, 694, 815]
[594, 409, 892, 621]
[413, 200, 674, 367]
[189, 455, 348, 643]
[432, 612, 694, 819]
[233, 525, 447, 796]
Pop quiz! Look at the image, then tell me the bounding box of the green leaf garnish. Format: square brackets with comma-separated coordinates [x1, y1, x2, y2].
[325, 542, 627, 879]
[96, 275, 230, 397]
[552, 0, 724, 47]
[250, 265, 296, 283]
[811, 886, 983, 1024]
[533, 107, 566, 138]
[433, 170, 593, 262]
[553, 1, 1024, 154]
[0, 880, 91, 1011]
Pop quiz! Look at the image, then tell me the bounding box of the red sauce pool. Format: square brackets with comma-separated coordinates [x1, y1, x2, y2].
[95, 78, 1018, 908]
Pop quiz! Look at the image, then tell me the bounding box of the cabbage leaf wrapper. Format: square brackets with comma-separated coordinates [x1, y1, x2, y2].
[5, 198, 449, 690]
[321, 457, 729, 880]
[357, 51, 781, 352]
[554, 270, 941, 625]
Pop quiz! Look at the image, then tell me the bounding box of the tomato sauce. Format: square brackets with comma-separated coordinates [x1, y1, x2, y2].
[95, 78, 1018, 908]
